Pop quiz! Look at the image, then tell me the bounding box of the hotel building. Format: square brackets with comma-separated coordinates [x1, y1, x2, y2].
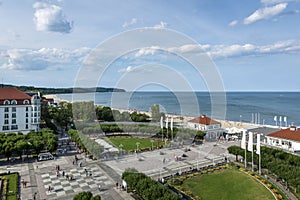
[0, 88, 41, 133]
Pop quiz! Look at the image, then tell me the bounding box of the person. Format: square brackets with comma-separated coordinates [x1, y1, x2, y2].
[62, 171, 65, 177]
[33, 192, 37, 200]
[98, 184, 101, 191]
[24, 181, 27, 188]
[48, 185, 51, 192]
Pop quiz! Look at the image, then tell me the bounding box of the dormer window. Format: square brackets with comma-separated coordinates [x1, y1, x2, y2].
[11, 100, 17, 105]
[23, 100, 29, 105]
[4, 100, 10, 105]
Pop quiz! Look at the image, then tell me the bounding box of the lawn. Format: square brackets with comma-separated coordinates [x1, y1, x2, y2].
[181, 169, 275, 200]
[108, 137, 164, 151]
[1, 172, 19, 200]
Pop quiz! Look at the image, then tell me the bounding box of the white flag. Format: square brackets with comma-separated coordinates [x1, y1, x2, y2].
[160, 116, 163, 129]
[256, 134, 260, 155]
[166, 117, 168, 129]
[279, 116, 282, 122]
[284, 116, 287, 122]
[274, 116, 277, 121]
[241, 130, 246, 150]
[170, 117, 173, 131]
[248, 132, 253, 152]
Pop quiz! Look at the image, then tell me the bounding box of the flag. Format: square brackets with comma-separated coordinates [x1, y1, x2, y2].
[166, 117, 168, 129]
[248, 132, 253, 152]
[284, 116, 287, 122]
[256, 134, 260, 155]
[241, 130, 246, 150]
[279, 116, 282, 122]
[160, 116, 163, 129]
[274, 116, 277, 121]
[170, 117, 173, 131]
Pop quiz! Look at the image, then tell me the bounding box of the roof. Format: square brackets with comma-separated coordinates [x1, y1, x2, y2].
[0, 88, 31, 100]
[266, 126, 300, 142]
[188, 115, 220, 125]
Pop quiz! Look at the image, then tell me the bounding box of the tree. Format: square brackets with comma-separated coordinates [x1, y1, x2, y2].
[73, 191, 101, 200]
[151, 104, 160, 122]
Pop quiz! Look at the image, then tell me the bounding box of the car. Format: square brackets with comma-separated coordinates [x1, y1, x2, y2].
[38, 153, 54, 161]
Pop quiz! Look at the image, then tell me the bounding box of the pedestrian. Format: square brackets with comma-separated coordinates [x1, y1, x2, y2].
[62, 171, 65, 177]
[33, 192, 37, 200]
[48, 185, 51, 192]
[85, 170, 88, 177]
[24, 181, 27, 188]
[98, 184, 101, 191]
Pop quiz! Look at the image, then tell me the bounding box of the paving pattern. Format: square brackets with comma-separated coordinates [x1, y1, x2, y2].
[40, 163, 112, 199]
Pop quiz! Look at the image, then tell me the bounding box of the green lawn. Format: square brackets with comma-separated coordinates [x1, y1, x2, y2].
[1, 173, 19, 200]
[181, 169, 275, 200]
[108, 137, 164, 151]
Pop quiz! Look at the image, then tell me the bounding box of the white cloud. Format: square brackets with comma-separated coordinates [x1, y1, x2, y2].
[153, 21, 167, 29]
[134, 46, 160, 57]
[166, 40, 300, 59]
[243, 3, 288, 24]
[229, 20, 238, 26]
[33, 2, 73, 33]
[1, 47, 90, 71]
[122, 18, 137, 28]
[118, 66, 136, 73]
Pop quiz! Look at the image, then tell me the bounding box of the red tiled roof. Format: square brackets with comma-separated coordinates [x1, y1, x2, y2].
[267, 127, 300, 142]
[188, 115, 220, 125]
[0, 88, 31, 100]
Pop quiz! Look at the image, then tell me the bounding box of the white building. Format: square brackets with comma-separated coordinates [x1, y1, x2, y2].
[266, 126, 300, 152]
[187, 115, 224, 141]
[0, 88, 41, 133]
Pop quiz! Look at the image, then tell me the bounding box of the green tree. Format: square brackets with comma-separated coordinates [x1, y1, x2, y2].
[151, 104, 160, 122]
[73, 191, 101, 200]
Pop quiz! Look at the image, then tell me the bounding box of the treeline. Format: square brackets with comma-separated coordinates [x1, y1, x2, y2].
[68, 130, 103, 159]
[122, 168, 180, 200]
[228, 145, 300, 197]
[1, 83, 125, 94]
[0, 129, 58, 161]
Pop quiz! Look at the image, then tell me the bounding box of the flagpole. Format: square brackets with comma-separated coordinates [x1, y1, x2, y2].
[259, 150, 261, 174]
[244, 144, 247, 168]
[252, 147, 254, 172]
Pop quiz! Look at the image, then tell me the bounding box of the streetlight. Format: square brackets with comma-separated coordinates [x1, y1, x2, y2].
[150, 140, 154, 150]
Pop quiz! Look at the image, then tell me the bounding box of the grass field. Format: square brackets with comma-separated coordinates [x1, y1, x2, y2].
[1, 173, 19, 200]
[108, 137, 164, 151]
[181, 168, 275, 200]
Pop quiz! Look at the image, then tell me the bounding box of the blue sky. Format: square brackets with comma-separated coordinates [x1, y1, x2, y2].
[0, 0, 300, 91]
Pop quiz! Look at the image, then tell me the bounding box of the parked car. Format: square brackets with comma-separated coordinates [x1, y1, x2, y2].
[38, 153, 54, 161]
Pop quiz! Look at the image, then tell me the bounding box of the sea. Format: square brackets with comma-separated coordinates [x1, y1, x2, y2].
[58, 92, 300, 127]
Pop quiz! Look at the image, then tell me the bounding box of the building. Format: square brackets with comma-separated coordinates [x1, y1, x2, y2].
[0, 88, 41, 133]
[266, 126, 300, 152]
[187, 115, 224, 141]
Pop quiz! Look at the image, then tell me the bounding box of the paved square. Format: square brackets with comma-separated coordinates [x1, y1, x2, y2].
[41, 164, 112, 199]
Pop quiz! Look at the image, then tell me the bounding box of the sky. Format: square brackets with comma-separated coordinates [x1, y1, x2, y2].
[0, 0, 300, 91]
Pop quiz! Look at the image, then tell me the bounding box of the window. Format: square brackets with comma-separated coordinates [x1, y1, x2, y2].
[12, 107, 16, 112]
[2, 126, 9, 131]
[26, 113, 28, 117]
[4, 113, 9, 118]
[26, 107, 29, 111]
[26, 124, 29, 129]
[4, 100, 10, 105]
[11, 125, 18, 130]
[4, 107, 9, 112]
[23, 100, 29, 105]
[4, 119, 9, 124]
[26, 118, 28, 123]
[12, 113, 16, 118]
[11, 100, 17, 105]
[12, 119, 16, 124]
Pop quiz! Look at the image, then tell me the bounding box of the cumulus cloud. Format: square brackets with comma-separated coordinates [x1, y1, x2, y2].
[1, 47, 90, 71]
[166, 40, 300, 59]
[229, 20, 238, 26]
[33, 2, 73, 33]
[122, 18, 137, 28]
[153, 21, 167, 29]
[243, 3, 288, 24]
[135, 46, 160, 57]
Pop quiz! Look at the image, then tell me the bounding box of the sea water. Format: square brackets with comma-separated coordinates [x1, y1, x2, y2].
[58, 92, 300, 126]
